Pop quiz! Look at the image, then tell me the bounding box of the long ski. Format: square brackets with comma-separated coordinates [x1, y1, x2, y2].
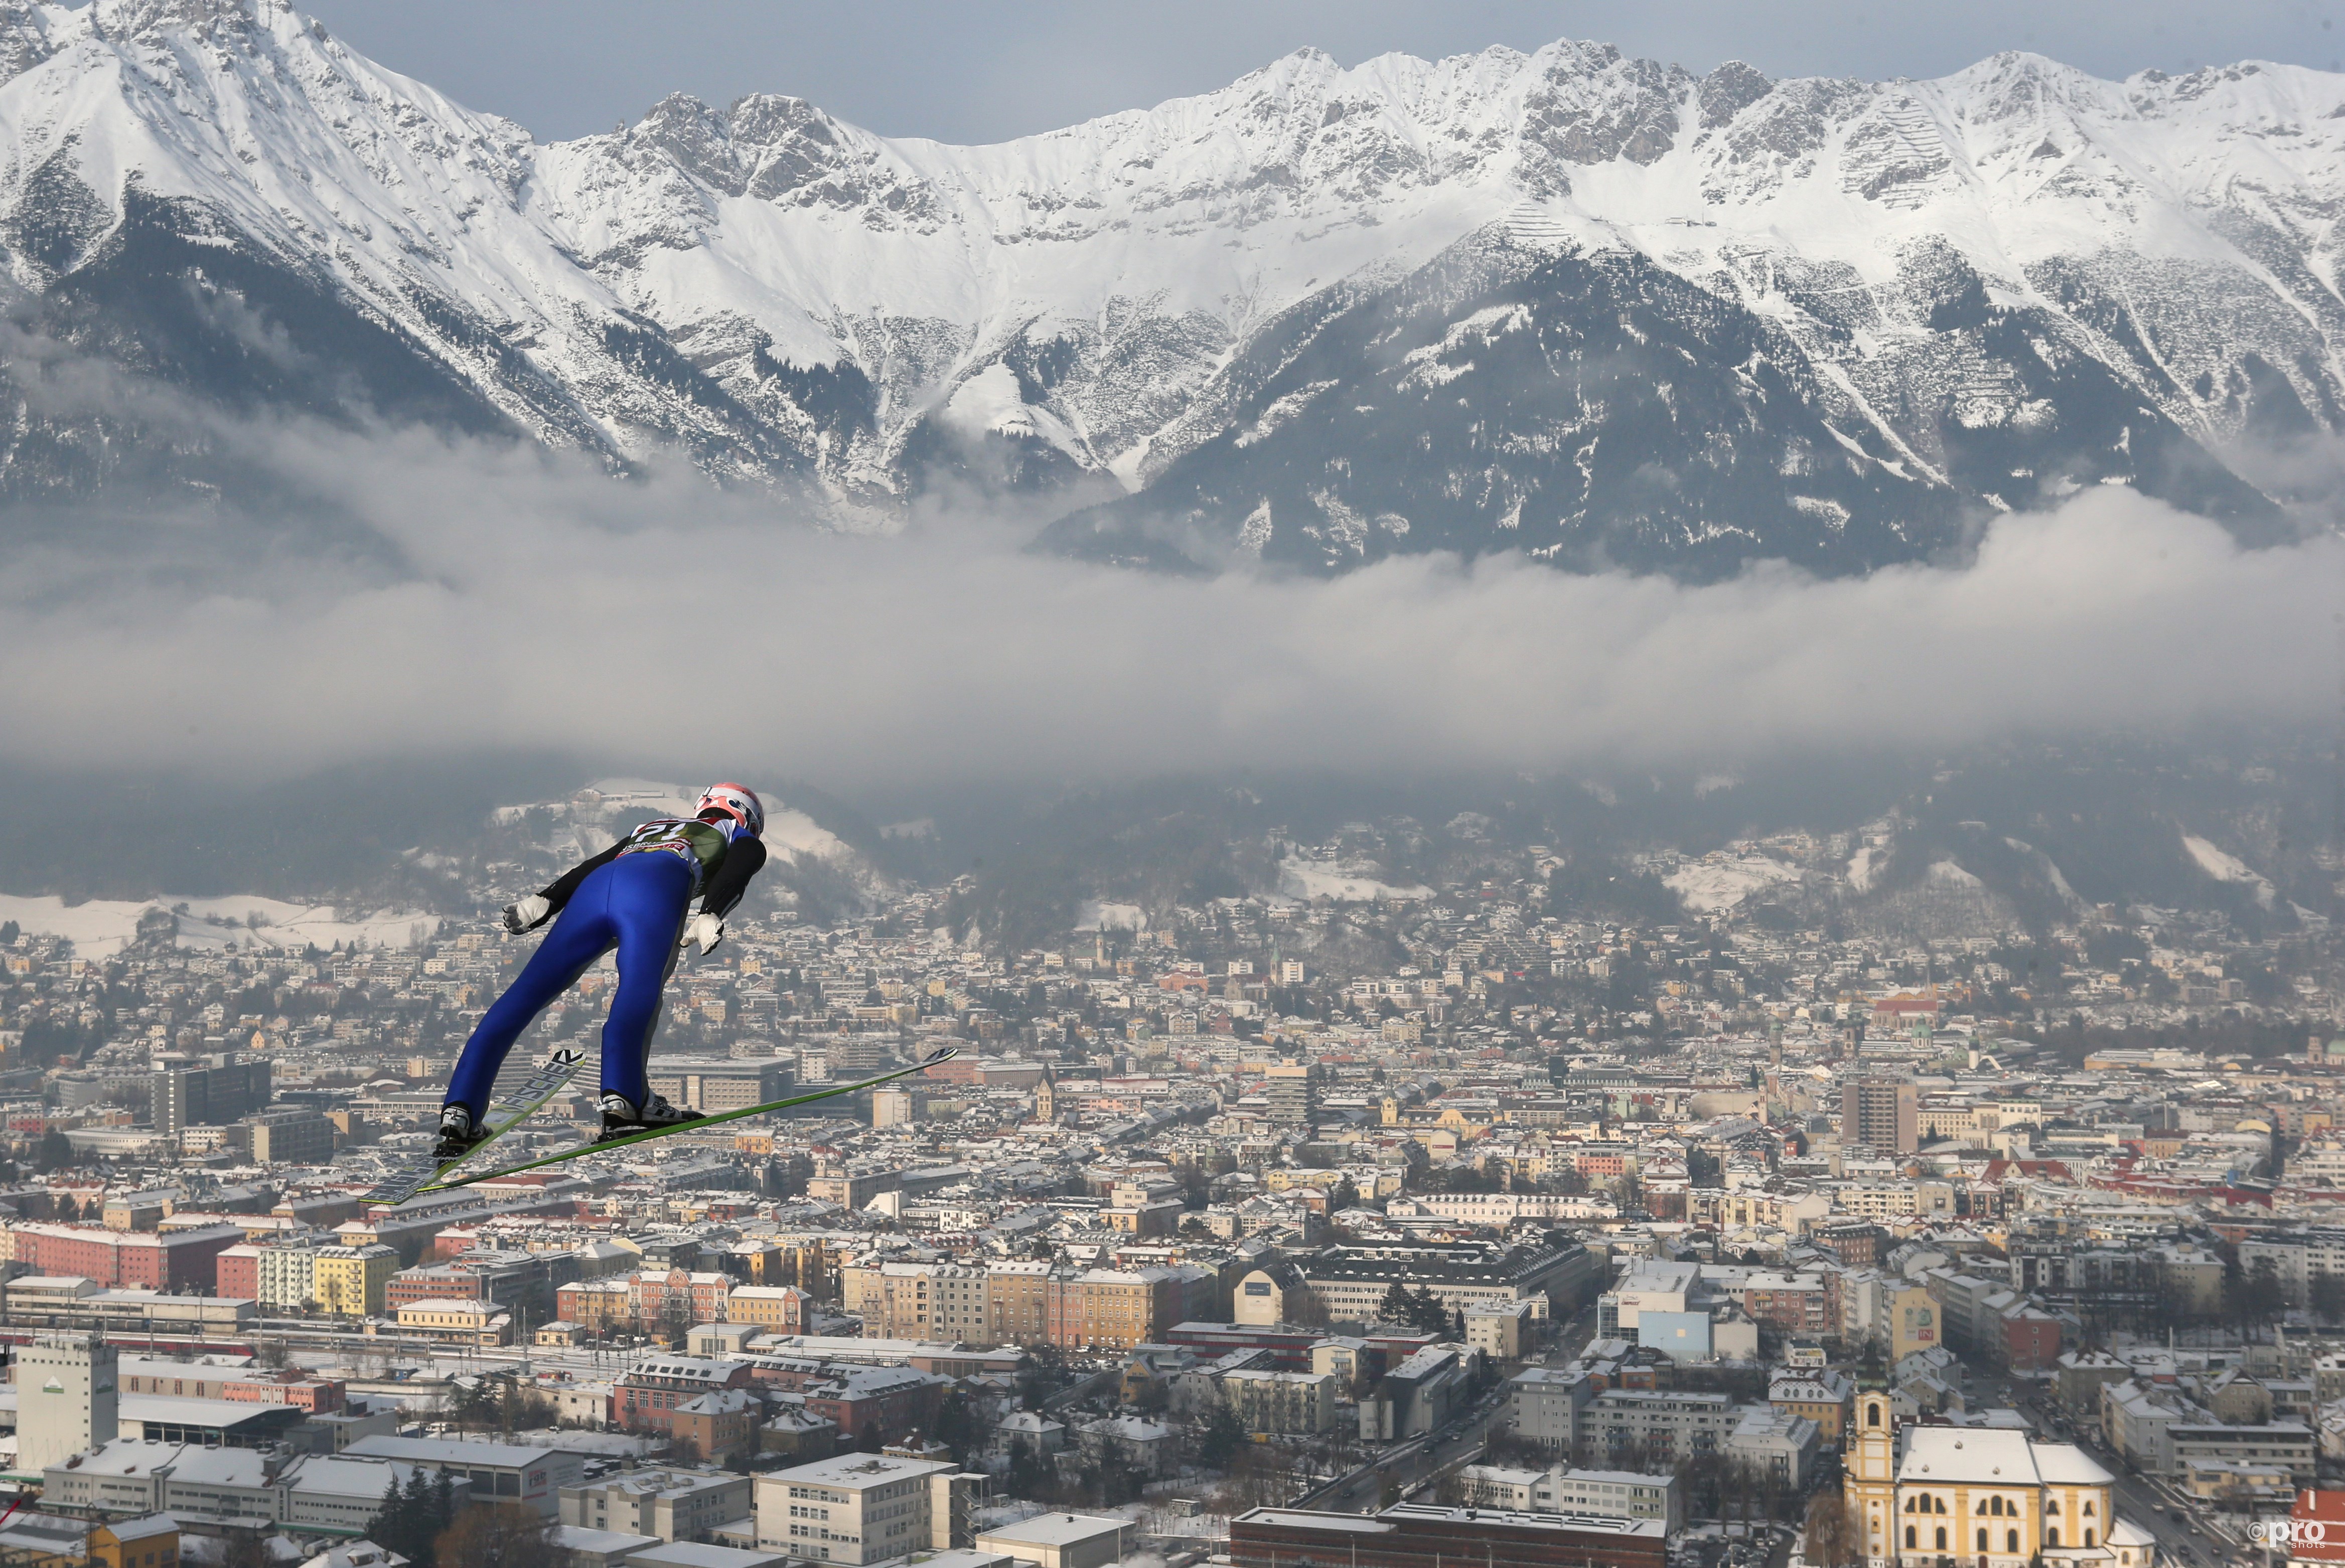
[362, 1044, 592, 1208]
[414, 1045, 960, 1194]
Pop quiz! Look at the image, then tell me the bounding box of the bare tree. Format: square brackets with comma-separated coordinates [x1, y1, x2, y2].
[434, 1506, 561, 1568]
[1803, 1489, 1856, 1568]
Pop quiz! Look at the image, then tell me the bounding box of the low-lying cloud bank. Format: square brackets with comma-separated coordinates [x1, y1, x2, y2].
[0, 418, 2333, 789]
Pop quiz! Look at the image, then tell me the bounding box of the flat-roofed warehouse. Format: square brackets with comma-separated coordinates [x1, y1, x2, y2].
[1230, 1504, 1665, 1568]
[344, 1435, 585, 1515]
[972, 1512, 1128, 1568]
[645, 1058, 792, 1113]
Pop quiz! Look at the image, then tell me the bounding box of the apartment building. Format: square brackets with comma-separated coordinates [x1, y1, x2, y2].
[753, 1454, 968, 1565]
[858, 1263, 991, 1342]
[1740, 1272, 1836, 1336]
[986, 1261, 1051, 1344]
[1509, 1367, 1588, 1454]
[1044, 1268, 1180, 1351]
[1578, 1390, 1742, 1467]
[2238, 1229, 2345, 1308]
[725, 1285, 816, 1333]
[313, 1245, 396, 1318]
[560, 1470, 753, 1542]
[1841, 1078, 1919, 1155]
[256, 1246, 318, 1312]
[1218, 1369, 1336, 1435]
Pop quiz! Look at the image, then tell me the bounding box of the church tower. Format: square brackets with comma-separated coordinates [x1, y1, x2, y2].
[1844, 1388, 1896, 1568]
[1033, 1067, 1055, 1123]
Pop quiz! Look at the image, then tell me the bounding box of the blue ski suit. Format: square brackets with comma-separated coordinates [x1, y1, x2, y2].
[447, 814, 767, 1115]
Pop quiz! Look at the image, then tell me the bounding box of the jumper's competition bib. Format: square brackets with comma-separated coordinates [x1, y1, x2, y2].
[614, 816, 736, 890]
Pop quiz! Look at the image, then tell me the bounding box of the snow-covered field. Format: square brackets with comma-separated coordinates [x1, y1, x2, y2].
[0, 893, 440, 958]
[1076, 901, 1149, 931]
[1277, 859, 1432, 902]
[1664, 854, 1803, 913]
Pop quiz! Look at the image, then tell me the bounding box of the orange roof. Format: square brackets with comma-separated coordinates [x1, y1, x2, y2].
[2288, 1489, 2345, 1562]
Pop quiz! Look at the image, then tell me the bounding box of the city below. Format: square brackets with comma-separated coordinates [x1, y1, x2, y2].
[0, 798, 2334, 1568]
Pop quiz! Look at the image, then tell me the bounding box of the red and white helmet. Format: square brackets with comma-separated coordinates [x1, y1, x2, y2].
[695, 782, 764, 838]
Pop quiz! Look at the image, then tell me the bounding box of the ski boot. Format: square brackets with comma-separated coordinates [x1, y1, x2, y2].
[434, 1104, 491, 1163]
[598, 1091, 704, 1143]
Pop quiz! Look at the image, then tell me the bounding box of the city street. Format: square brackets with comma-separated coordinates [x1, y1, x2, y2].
[1307, 1301, 1599, 1515]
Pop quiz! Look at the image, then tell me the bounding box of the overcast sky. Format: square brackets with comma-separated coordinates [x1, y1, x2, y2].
[299, 0, 2345, 146]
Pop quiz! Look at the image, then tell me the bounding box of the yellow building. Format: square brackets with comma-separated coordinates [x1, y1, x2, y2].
[1844, 1388, 2156, 1566]
[395, 1299, 508, 1345]
[986, 1260, 1051, 1346]
[1916, 1103, 1977, 1140]
[313, 1242, 397, 1318]
[556, 1277, 632, 1332]
[1049, 1268, 1170, 1351]
[89, 1517, 179, 1568]
[1882, 1281, 1941, 1361]
[727, 1284, 814, 1332]
[1769, 1374, 1853, 1447]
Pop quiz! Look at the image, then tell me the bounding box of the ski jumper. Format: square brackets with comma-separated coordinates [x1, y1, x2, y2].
[446, 816, 767, 1116]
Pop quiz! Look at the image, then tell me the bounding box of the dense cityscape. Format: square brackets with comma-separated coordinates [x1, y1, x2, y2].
[0, 782, 2332, 1568]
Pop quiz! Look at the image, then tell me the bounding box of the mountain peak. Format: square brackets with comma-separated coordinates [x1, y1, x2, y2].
[0, 1, 49, 81]
[1697, 60, 1774, 127]
[94, 0, 271, 42]
[0, 19, 2329, 577]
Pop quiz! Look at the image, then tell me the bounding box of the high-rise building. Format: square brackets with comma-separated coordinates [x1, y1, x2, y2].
[243, 1109, 335, 1164]
[18, 1331, 117, 1471]
[871, 1087, 922, 1129]
[257, 1244, 321, 1311]
[825, 1036, 893, 1076]
[151, 1053, 270, 1137]
[1262, 1062, 1319, 1126]
[1841, 1078, 1919, 1155]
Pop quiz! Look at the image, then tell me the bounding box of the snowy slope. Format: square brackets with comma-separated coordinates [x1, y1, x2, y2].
[1664, 852, 1804, 913]
[0, 890, 437, 956]
[2182, 831, 2277, 905]
[0, 3, 2340, 569]
[0, 0, 809, 494]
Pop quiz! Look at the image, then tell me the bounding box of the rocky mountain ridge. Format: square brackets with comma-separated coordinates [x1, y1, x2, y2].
[0, 0, 2339, 574]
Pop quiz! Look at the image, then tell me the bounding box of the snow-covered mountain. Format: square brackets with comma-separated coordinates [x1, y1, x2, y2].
[1, 0, 2341, 575]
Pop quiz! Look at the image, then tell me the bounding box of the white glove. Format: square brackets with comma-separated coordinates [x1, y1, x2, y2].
[681, 912, 724, 956]
[501, 895, 550, 935]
